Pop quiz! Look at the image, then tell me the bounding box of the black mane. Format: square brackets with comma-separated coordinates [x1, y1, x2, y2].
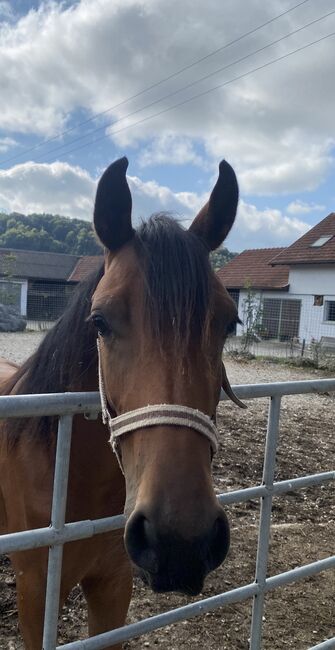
[8, 263, 104, 396]
[4, 264, 104, 444]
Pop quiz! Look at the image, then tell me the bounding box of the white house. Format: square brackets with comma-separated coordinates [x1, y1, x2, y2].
[218, 212, 335, 345]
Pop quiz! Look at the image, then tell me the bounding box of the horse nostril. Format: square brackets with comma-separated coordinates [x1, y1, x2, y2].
[125, 511, 159, 574]
[207, 513, 230, 571]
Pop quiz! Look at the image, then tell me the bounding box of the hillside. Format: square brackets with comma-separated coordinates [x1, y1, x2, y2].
[0, 213, 236, 267]
[0, 212, 102, 256]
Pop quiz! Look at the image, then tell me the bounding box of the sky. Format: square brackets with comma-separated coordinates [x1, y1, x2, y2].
[0, 0, 334, 252]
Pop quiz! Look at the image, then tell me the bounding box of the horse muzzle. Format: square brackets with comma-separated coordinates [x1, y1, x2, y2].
[124, 509, 230, 596]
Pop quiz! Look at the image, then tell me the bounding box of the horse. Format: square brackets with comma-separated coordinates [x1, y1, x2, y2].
[0, 157, 243, 650]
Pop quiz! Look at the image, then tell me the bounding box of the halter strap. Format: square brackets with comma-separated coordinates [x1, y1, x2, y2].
[97, 338, 219, 472]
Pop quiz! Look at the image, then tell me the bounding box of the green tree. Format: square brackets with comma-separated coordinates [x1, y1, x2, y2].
[0, 212, 102, 255]
[240, 280, 263, 353]
[210, 247, 236, 271]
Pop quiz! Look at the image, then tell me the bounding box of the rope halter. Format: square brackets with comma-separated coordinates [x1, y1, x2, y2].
[97, 338, 219, 472]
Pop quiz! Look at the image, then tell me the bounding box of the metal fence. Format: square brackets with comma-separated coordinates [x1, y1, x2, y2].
[0, 380, 335, 650]
[224, 335, 335, 365]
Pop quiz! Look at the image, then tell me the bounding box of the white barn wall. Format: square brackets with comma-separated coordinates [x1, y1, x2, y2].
[288, 265, 335, 294]
[235, 289, 335, 343]
[296, 294, 335, 343]
[20, 279, 28, 316]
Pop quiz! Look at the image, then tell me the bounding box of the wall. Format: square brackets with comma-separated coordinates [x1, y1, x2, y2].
[236, 289, 335, 343]
[288, 265, 335, 294]
[297, 294, 335, 343]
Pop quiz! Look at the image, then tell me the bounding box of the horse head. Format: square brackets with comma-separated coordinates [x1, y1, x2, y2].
[91, 157, 241, 596]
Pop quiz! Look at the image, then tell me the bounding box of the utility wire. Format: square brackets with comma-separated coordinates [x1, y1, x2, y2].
[32, 7, 335, 163]
[0, 0, 313, 166]
[39, 29, 335, 163]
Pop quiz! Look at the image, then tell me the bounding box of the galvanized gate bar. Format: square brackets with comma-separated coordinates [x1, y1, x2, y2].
[0, 378, 334, 650]
[218, 470, 335, 506]
[55, 555, 335, 650]
[56, 583, 259, 650]
[0, 377, 334, 419]
[250, 395, 281, 650]
[1, 470, 333, 555]
[309, 639, 335, 649]
[0, 392, 100, 417]
[1, 470, 334, 555]
[221, 378, 335, 400]
[0, 515, 126, 554]
[42, 415, 73, 650]
[264, 556, 335, 590]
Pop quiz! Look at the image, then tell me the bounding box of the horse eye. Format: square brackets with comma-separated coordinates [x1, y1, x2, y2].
[226, 321, 235, 335]
[226, 317, 241, 336]
[90, 313, 110, 337]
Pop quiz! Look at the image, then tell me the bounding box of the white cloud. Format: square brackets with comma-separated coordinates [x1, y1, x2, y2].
[137, 134, 204, 168]
[0, 0, 334, 194]
[129, 174, 204, 223]
[0, 160, 311, 251]
[286, 199, 326, 215]
[0, 137, 18, 153]
[0, 160, 201, 223]
[0, 161, 95, 218]
[225, 199, 310, 251]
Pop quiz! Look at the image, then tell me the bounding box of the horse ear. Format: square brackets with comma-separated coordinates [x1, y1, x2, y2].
[189, 160, 238, 251]
[94, 157, 134, 251]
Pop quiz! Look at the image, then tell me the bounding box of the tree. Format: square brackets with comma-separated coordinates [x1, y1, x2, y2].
[240, 280, 263, 353]
[210, 247, 237, 271]
[0, 212, 102, 255]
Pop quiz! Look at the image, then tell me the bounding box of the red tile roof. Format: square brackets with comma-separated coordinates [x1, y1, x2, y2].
[217, 248, 289, 290]
[68, 255, 103, 282]
[270, 212, 335, 265]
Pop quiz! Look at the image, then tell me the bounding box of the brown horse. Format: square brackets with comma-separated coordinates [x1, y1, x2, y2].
[0, 157, 242, 649]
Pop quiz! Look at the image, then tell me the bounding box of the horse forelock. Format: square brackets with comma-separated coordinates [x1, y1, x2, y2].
[134, 214, 213, 355]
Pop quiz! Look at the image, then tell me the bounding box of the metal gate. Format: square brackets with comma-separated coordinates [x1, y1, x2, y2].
[0, 379, 334, 650]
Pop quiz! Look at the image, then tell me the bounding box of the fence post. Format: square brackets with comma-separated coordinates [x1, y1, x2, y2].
[42, 415, 73, 650]
[249, 395, 281, 649]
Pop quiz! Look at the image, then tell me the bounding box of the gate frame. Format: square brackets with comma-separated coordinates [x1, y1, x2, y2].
[0, 378, 334, 649]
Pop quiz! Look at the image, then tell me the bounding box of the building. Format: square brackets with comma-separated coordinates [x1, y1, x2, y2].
[0, 249, 80, 321]
[218, 213, 335, 345]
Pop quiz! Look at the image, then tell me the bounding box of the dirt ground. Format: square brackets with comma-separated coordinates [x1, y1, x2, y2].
[0, 355, 334, 649]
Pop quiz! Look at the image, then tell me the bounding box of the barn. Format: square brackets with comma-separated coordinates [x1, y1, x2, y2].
[218, 212, 335, 347]
[0, 249, 79, 322]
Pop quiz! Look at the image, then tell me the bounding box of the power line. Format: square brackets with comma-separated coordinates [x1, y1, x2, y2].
[0, 0, 313, 166]
[39, 29, 335, 163]
[33, 7, 335, 164]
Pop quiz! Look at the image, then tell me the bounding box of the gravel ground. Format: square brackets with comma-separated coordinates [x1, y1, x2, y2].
[0, 333, 334, 649]
[0, 331, 45, 365]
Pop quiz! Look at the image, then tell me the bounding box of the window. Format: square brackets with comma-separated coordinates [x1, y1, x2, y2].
[310, 235, 333, 247]
[324, 301, 335, 322]
[314, 295, 324, 306]
[261, 298, 301, 341]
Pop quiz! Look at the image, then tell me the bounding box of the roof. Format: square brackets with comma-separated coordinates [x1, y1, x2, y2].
[271, 212, 335, 265]
[217, 248, 289, 290]
[68, 255, 103, 282]
[0, 248, 79, 281]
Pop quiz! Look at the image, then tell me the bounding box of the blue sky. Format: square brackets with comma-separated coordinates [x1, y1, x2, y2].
[0, 0, 334, 251]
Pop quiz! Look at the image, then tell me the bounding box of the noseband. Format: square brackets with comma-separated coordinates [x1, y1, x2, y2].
[97, 339, 219, 472]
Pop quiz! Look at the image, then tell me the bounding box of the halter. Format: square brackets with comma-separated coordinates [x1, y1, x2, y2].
[97, 338, 219, 472]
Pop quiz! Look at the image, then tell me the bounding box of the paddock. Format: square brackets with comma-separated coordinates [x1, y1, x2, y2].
[0, 334, 334, 649]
